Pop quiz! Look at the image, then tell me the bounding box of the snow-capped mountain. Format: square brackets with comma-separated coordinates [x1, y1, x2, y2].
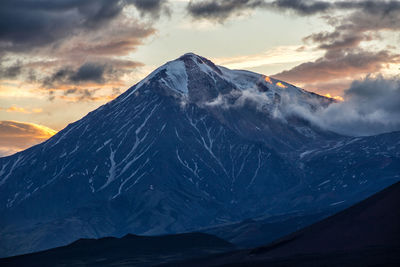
[0, 53, 399, 257]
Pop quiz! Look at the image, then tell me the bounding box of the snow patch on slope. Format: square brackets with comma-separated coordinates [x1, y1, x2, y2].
[162, 60, 188, 94]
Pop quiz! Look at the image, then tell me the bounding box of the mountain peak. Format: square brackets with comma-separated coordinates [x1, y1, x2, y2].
[120, 52, 330, 110]
[121, 53, 226, 99]
[179, 52, 201, 59]
[178, 52, 208, 62]
[178, 52, 223, 76]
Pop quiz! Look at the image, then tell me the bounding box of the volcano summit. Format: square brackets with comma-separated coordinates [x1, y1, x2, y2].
[0, 53, 399, 257]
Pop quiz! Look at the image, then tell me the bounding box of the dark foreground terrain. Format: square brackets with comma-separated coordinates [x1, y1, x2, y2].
[0, 232, 234, 266]
[2, 182, 399, 267]
[174, 181, 400, 266]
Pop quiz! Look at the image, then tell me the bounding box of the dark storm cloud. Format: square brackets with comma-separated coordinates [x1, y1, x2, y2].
[0, 0, 122, 51]
[129, 0, 171, 18]
[270, 0, 331, 15]
[43, 67, 74, 87]
[70, 63, 109, 83]
[43, 63, 115, 87]
[335, 0, 400, 15]
[187, 0, 267, 21]
[282, 76, 400, 136]
[186, 0, 400, 21]
[0, 0, 162, 53]
[270, 0, 400, 16]
[63, 88, 99, 101]
[303, 31, 366, 51]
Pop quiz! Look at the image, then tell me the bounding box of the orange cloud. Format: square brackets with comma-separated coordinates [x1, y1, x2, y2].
[32, 108, 43, 113]
[1, 105, 43, 114]
[6, 106, 29, 113]
[58, 95, 117, 102]
[0, 121, 57, 157]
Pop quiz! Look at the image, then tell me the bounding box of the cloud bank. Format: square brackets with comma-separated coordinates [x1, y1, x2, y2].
[205, 76, 400, 137]
[283, 76, 400, 136]
[186, 0, 400, 21]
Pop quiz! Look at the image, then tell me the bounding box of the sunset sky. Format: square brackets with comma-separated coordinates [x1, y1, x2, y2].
[1, 0, 400, 155]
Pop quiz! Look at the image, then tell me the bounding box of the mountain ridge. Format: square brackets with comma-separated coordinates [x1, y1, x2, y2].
[0, 232, 235, 266]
